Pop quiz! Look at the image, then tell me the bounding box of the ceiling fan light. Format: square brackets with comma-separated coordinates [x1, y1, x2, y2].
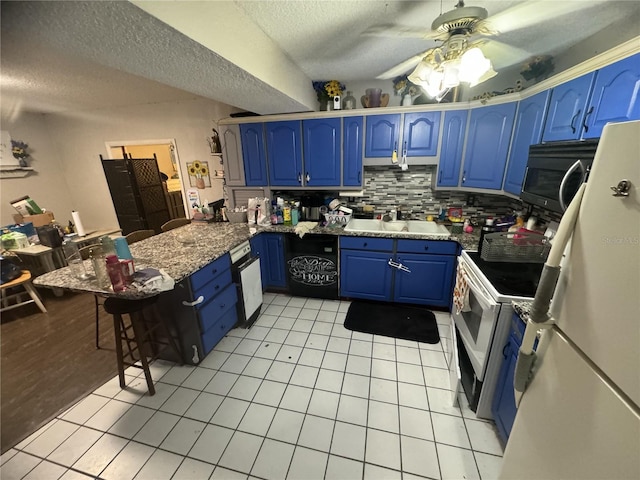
[442, 60, 461, 88]
[408, 59, 435, 84]
[458, 47, 492, 83]
[468, 65, 498, 87]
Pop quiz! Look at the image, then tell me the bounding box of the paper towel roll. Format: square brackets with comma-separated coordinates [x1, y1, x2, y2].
[71, 210, 86, 237]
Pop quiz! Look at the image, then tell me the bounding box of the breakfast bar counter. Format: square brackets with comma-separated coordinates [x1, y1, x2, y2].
[33, 221, 478, 297]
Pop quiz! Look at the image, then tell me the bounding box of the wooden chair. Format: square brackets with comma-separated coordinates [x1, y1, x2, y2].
[161, 218, 191, 232]
[1, 270, 47, 314]
[125, 229, 155, 244]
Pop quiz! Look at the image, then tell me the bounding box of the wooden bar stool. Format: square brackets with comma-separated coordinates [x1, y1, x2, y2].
[0, 270, 47, 314]
[104, 295, 182, 395]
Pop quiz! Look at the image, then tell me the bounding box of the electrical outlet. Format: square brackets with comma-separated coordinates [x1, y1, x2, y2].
[466, 194, 476, 206]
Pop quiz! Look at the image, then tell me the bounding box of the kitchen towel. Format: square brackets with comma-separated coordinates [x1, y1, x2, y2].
[453, 260, 471, 314]
[71, 210, 86, 237]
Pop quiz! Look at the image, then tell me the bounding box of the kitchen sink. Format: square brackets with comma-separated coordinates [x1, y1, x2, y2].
[344, 218, 450, 237]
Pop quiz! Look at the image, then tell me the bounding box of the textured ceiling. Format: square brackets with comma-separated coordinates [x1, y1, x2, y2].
[1, 1, 639, 117]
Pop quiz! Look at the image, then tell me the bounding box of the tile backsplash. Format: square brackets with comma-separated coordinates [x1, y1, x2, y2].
[339, 165, 561, 227]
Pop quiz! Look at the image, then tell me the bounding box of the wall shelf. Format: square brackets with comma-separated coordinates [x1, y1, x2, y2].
[0, 167, 35, 178]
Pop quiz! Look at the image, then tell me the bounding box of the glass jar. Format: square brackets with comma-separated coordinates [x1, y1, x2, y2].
[89, 245, 111, 289]
[342, 91, 356, 110]
[62, 240, 91, 280]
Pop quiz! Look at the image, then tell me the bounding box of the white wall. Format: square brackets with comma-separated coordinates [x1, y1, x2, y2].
[1, 97, 239, 231]
[1, 112, 76, 226]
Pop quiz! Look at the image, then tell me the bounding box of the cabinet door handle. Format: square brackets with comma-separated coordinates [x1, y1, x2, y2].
[306, 172, 310, 183]
[298, 172, 302, 183]
[388, 258, 411, 273]
[212, 268, 217, 275]
[220, 303, 225, 309]
[503, 343, 510, 358]
[363, 242, 368, 247]
[182, 295, 205, 307]
[214, 284, 220, 290]
[582, 106, 594, 133]
[462, 171, 466, 183]
[191, 345, 200, 364]
[439, 170, 442, 183]
[570, 109, 581, 134]
[424, 245, 429, 251]
[357, 171, 361, 183]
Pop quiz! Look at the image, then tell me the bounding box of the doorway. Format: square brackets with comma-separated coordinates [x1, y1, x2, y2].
[105, 139, 187, 221]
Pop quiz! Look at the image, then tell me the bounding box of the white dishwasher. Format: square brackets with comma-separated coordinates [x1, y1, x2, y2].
[230, 241, 263, 328]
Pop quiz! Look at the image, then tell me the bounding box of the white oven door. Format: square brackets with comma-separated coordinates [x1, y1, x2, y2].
[452, 258, 500, 380]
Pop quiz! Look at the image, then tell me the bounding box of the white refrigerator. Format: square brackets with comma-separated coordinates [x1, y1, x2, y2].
[500, 120, 640, 479]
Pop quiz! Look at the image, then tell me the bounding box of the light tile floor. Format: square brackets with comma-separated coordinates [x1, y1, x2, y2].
[1, 293, 504, 480]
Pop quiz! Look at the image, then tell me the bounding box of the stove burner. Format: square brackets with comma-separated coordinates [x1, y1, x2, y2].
[466, 252, 543, 298]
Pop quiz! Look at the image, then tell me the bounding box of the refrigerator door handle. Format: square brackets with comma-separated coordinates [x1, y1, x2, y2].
[559, 160, 585, 211]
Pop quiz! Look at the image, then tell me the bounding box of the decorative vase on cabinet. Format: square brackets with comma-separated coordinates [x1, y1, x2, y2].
[402, 94, 413, 106]
[343, 91, 357, 110]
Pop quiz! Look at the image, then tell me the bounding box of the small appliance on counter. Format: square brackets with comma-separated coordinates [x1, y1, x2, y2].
[208, 199, 225, 222]
[300, 194, 323, 221]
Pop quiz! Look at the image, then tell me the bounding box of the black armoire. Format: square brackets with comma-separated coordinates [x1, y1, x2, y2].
[101, 155, 171, 235]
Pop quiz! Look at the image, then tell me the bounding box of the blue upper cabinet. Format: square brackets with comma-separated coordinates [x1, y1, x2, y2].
[343, 116, 364, 187]
[402, 111, 441, 157]
[503, 91, 550, 196]
[303, 118, 341, 187]
[266, 120, 303, 186]
[462, 103, 517, 190]
[365, 114, 401, 158]
[437, 110, 467, 187]
[582, 53, 640, 139]
[542, 72, 596, 141]
[239, 123, 268, 186]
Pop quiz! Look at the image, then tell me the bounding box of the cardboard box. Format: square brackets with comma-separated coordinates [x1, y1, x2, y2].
[12, 212, 55, 227]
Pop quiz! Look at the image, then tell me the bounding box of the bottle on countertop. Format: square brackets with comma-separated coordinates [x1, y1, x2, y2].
[478, 217, 495, 256]
[283, 205, 292, 226]
[105, 254, 125, 292]
[100, 235, 117, 257]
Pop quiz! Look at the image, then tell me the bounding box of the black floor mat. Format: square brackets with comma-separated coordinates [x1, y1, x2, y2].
[344, 301, 440, 344]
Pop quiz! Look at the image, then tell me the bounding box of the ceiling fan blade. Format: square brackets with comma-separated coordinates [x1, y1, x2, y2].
[477, 40, 532, 70]
[376, 49, 434, 80]
[362, 23, 444, 40]
[480, 0, 608, 35]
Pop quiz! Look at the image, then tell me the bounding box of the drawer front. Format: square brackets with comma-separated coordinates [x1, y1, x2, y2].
[192, 269, 233, 308]
[201, 306, 237, 354]
[198, 283, 238, 332]
[190, 254, 231, 292]
[396, 239, 458, 255]
[340, 236, 394, 251]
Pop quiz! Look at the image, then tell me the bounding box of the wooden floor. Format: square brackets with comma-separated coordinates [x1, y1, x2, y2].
[1, 289, 119, 454]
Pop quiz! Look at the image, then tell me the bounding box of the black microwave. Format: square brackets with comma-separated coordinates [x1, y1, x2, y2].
[520, 139, 599, 213]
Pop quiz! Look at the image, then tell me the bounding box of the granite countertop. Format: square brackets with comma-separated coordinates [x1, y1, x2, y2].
[512, 301, 533, 320]
[34, 221, 481, 298]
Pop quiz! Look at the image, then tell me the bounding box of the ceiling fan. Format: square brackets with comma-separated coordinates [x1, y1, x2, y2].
[370, 0, 607, 87]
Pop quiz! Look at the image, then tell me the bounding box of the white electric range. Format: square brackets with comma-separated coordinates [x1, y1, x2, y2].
[452, 250, 543, 419]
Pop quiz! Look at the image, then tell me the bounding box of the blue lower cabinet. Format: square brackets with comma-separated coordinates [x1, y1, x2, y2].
[394, 253, 455, 307]
[250, 233, 287, 291]
[339, 237, 457, 307]
[492, 313, 527, 444]
[163, 256, 238, 364]
[201, 305, 237, 354]
[340, 249, 393, 302]
[262, 233, 287, 289]
[198, 283, 238, 332]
